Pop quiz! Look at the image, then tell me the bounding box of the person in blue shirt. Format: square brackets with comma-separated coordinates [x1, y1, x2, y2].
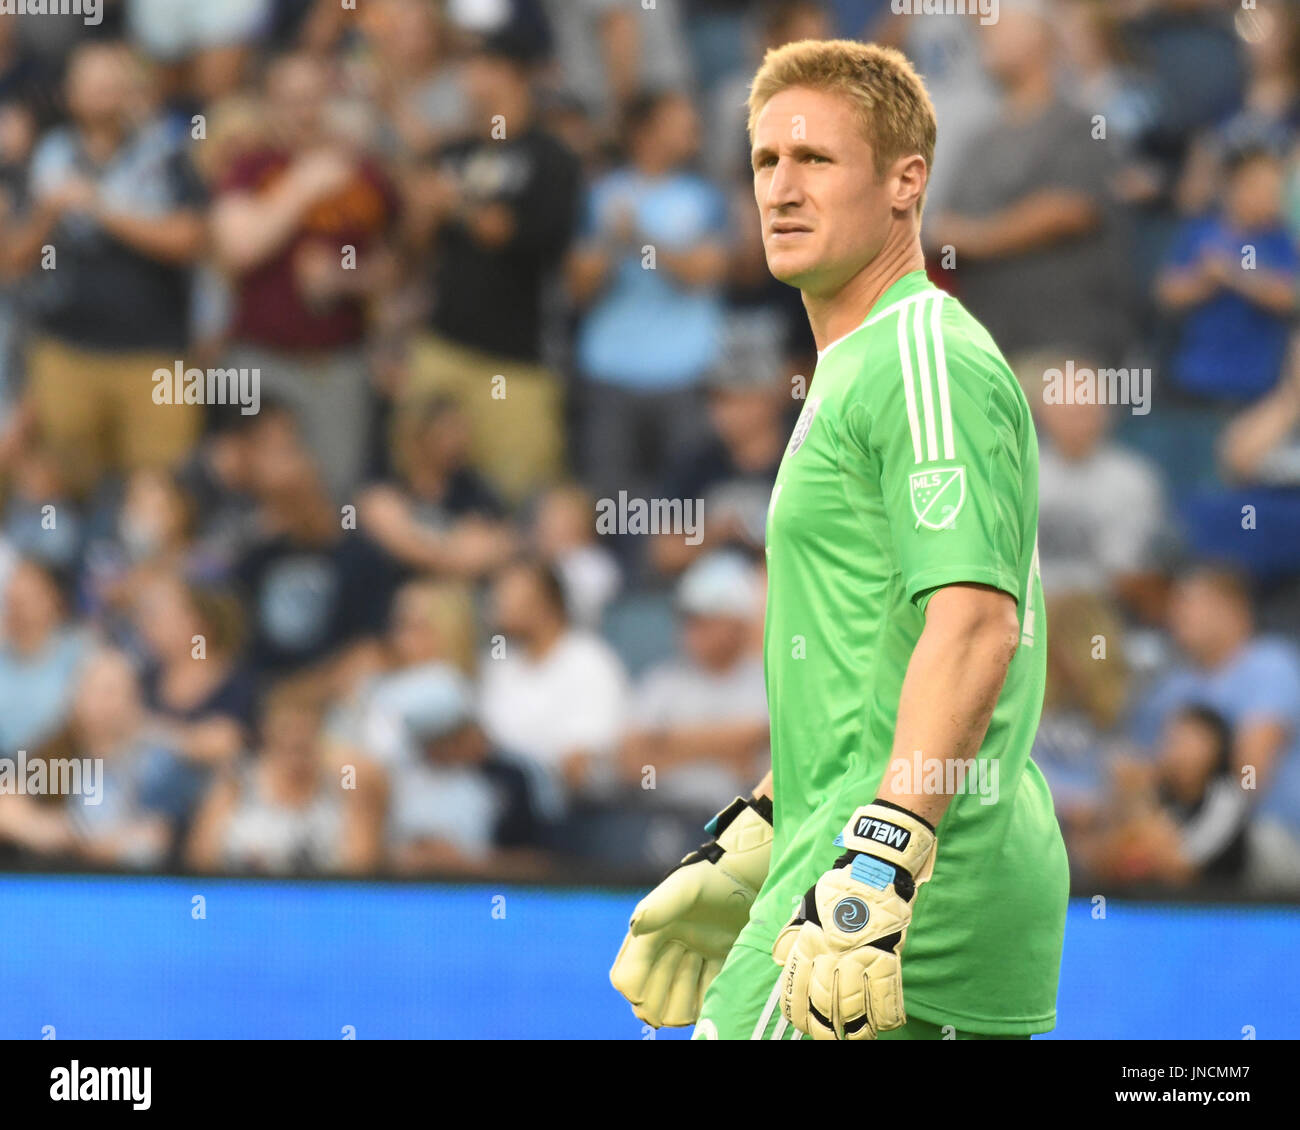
[569, 90, 730, 503]
[1129, 566, 1300, 843]
[1156, 146, 1299, 403]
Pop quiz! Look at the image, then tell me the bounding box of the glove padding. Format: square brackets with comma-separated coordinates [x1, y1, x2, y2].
[611, 795, 773, 1027]
[772, 801, 936, 1040]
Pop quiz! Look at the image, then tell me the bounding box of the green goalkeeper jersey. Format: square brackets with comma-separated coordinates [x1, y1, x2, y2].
[738, 269, 1068, 1033]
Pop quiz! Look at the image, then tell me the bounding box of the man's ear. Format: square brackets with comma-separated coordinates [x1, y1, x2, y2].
[893, 154, 928, 215]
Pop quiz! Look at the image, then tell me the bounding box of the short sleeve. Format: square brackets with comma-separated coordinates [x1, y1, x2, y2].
[1234, 643, 1300, 728]
[847, 296, 1026, 608]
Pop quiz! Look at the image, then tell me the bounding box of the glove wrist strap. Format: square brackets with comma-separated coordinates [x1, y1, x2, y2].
[705, 794, 773, 839]
[839, 801, 936, 880]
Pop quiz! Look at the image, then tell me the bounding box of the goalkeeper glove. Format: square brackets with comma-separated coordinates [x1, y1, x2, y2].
[772, 800, 936, 1040]
[610, 794, 773, 1027]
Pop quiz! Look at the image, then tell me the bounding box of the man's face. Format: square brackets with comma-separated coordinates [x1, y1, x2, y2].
[1226, 157, 1283, 230]
[491, 567, 541, 639]
[1169, 578, 1241, 662]
[269, 58, 327, 146]
[74, 653, 142, 743]
[1159, 715, 1219, 800]
[683, 614, 748, 670]
[67, 47, 133, 126]
[652, 95, 700, 168]
[708, 386, 778, 445]
[980, 10, 1046, 87]
[751, 86, 895, 297]
[1037, 397, 1109, 461]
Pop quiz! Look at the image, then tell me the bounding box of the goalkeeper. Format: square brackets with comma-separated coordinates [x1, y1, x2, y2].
[610, 39, 1068, 1040]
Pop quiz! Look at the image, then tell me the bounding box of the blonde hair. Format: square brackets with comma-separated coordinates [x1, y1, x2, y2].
[395, 578, 479, 675]
[748, 39, 936, 208]
[1043, 591, 1129, 731]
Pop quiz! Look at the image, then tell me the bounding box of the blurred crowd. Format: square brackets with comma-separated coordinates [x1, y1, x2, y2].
[0, 0, 1297, 896]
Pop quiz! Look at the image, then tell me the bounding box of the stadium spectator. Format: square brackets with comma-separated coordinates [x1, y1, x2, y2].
[81, 468, 198, 624]
[234, 405, 400, 684]
[212, 50, 400, 500]
[0, 649, 178, 868]
[47, 648, 180, 869]
[129, 573, 253, 827]
[651, 343, 789, 577]
[0, 559, 86, 754]
[172, 404, 282, 577]
[403, 30, 580, 505]
[539, 0, 692, 130]
[338, 576, 479, 761]
[1180, 2, 1300, 222]
[186, 681, 381, 875]
[0, 442, 83, 569]
[1083, 705, 1251, 890]
[125, 0, 272, 106]
[1032, 591, 1132, 836]
[928, 4, 1130, 363]
[1156, 146, 1298, 404]
[532, 482, 621, 631]
[1219, 334, 1300, 486]
[1035, 392, 1171, 620]
[479, 558, 628, 803]
[355, 0, 469, 162]
[1131, 568, 1300, 856]
[570, 89, 729, 502]
[618, 552, 768, 816]
[378, 663, 556, 877]
[11, 42, 207, 496]
[1118, 0, 1247, 214]
[359, 394, 517, 580]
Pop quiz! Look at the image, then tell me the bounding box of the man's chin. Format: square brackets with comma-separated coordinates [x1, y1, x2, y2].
[765, 253, 815, 289]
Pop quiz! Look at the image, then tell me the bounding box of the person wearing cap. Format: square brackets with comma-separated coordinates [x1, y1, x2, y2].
[380, 662, 555, 877]
[618, 552, 769, 819]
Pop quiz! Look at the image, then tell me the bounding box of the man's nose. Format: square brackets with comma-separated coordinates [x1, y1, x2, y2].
[765, 158, 803, 210]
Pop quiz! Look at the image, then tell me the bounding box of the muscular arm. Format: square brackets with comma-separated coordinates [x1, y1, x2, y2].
[877, 583, 1021, 826]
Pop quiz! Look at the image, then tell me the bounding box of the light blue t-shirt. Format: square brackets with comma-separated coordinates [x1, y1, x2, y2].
[577, 169, 727, 390]
[1130, 637, 1300, 833]
[0, 629, 87, 753]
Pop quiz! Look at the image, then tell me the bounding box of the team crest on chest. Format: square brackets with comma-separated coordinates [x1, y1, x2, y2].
[787, 396, 822, 456]
[909, 466, 966, 529]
